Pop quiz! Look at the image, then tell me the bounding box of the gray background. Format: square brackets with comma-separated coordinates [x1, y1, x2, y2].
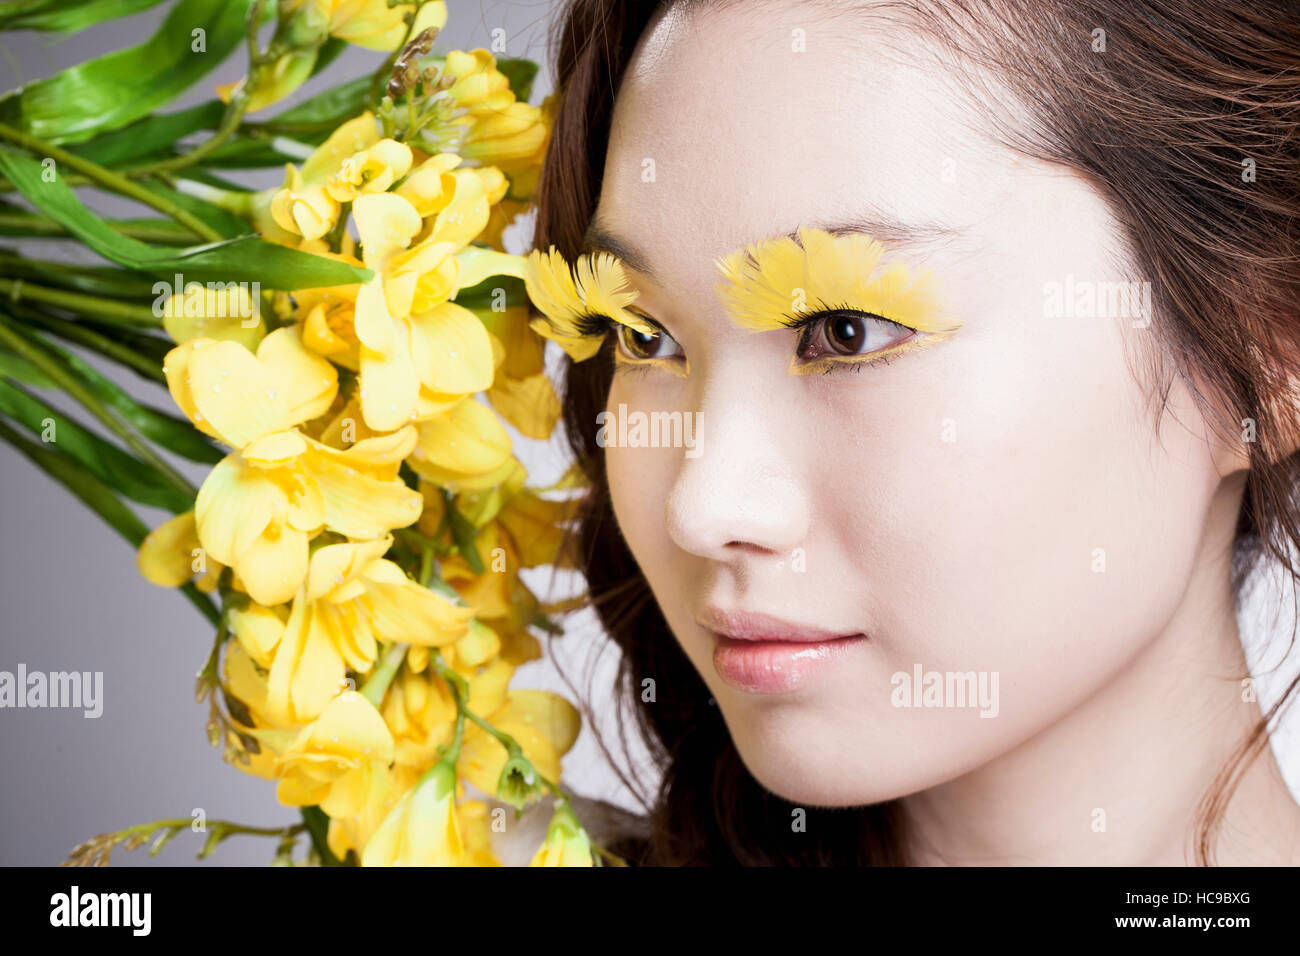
[2, 1, 1297, 868]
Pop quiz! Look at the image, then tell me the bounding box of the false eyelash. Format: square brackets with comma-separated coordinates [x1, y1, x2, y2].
[573, 312, 619, 337]
[571, 311, 668, 340]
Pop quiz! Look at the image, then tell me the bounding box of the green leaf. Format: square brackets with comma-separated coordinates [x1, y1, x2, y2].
[0, 416, 149, 545]
[135, 180, 250, 238]
[0, 248, 159, 298]
[455, 274, 527, 312]
[69, 101, 225, 168]
[0, 347, 55, 387]
[8, 324, 224, 465]
[0, 211, 201, 245]
[272, 76, 370, 127]
[0, 0, 166, 32]
[0, 145, 372, 289]
[5, 0, 256, 145]
[0, 378, 193, 512]
[311, 38, 348, 76]
[495, 59, 540, 104]
[10, 306, 169, 384]
[200, 138, 304, 170]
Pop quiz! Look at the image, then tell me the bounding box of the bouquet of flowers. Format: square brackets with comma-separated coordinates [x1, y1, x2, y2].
[0, 0, 612, 866]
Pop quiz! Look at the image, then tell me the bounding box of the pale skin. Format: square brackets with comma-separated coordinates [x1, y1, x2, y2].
[587, 2, 1300, 864]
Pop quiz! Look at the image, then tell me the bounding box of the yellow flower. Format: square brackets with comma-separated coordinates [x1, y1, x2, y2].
[441, 49, 515, 113]
[350, 188, 506, 430]
[523, 247, 657, 362]
[300, 427, 427, 539]
[394, 154, 467, 217]
[137, 509, 224, 592]
[165, 328, 338, 605]
[297, 275, 363, 365]
[166, 329, 427, 606]
[529, 800, 594, 867]
[459, 101, 549, 171]
[326, 139, 413, 203]
[220, 640, 294, 779]
[165, 326, 337, 451]
[274, 690, 396, 818]
[436, 50, 549, 172]
[382, 661, 457, 768]
[298, 0, 447, 52]
[479, 304, 559, 439]
[361, 758, 465, 866]
[161, 282, 266, 350]
[271, 166, 340, 242]
[408, 397, 514, 491]
[262, 112, 381, 244]
[217, 48, 319, 114]
[228, 600, 289, 670]
[264, 537, 476, 725]
[326, 762, 412, 862]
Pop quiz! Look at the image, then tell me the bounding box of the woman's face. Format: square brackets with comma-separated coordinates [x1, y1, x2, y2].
[594, 3, 1236, 805]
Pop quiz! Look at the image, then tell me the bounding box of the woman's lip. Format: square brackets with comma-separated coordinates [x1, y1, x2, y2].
[695, 607, 862, 643]
[710, 632, 868, 695]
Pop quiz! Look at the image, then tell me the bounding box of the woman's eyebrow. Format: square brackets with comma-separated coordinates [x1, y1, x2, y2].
[581, 221, 660, 281]
[580, 213, 957, 285]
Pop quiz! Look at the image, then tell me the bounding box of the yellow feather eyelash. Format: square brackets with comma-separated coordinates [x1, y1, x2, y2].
[713, 225, 960, 334]
[522, 247, 658, 362]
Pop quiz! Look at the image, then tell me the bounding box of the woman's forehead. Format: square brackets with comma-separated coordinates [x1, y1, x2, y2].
[598, 7, 1014, 273]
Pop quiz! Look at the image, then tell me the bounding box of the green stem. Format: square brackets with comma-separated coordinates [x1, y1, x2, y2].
[418, 542, 433, 587]
[0, 278, 161, 327]
[0, 316, 195, 499]
[427, 648, 563, 799]
[180, 582, 221, 628]
[431, 650, 468, 765]
[197, 612, 230, 694]
[359, 642, 408, 708]
[14, 309, 165, 383]
[0, 210, 201, 245]
[129, 817, 303, 839]
[300, 806, 346, 866]
[124, 104, 248, 180]
[326, 200, 350, 253]
[0, 122, 222, 243]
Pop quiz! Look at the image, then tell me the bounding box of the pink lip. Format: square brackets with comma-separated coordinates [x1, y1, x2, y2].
[696, 608, 867, 695]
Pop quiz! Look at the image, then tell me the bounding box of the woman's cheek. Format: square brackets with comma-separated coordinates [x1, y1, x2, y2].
[832, 309, 1212, 742]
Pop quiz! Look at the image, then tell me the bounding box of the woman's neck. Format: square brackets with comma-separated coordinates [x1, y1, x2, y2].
[899, 473, 1300, 866]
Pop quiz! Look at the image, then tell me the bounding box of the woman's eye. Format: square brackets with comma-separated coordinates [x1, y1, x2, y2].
[796, 310, 916, 362]
[614, 322, 683, 362]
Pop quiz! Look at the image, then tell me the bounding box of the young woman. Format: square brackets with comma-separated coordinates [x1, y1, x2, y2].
[527, 0, 1300, 864]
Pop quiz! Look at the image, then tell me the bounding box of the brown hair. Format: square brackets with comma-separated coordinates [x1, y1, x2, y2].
[532, 0, 1300, 865]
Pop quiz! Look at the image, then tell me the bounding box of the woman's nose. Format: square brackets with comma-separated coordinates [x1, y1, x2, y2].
[663, 383, 810, 565]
